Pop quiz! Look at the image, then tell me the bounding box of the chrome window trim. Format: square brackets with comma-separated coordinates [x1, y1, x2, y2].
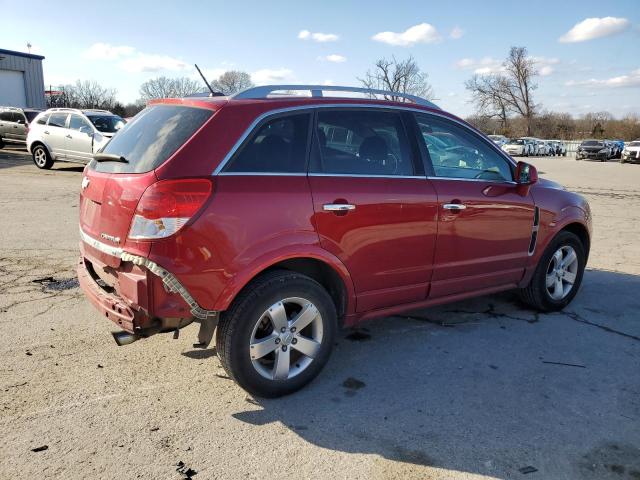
[426, 176, 517, 185]
[309, 173, 427, 179]
[212, 104, 517, 176]
[219, 172, 307, 177]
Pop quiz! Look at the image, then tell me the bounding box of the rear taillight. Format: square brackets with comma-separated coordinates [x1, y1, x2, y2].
[128, 178, 213, 240]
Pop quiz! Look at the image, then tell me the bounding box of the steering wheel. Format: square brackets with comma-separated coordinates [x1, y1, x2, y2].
[384, 153, 399, 174]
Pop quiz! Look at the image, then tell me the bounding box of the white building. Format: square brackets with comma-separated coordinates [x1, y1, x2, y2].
[0, 48, 45, 109]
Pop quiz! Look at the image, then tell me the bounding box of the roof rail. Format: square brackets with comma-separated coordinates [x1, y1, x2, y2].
[233, 85, 439, 109]
[48, 107, 81, 112]
[83, 109, 112, 113]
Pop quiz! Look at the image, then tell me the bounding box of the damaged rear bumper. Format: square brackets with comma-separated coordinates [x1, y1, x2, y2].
[78, 229, 218, 342]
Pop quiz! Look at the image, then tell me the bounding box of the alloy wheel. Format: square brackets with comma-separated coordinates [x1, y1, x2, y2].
[34, 148, 47, 167]
[545, 245, 579, 300]
[249, 297, 323, 381]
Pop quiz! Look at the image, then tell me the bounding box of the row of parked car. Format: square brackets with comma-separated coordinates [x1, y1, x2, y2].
[489, 135, 567, 157]
[576, 139, 626, 161]
[0, 106, 125, 168]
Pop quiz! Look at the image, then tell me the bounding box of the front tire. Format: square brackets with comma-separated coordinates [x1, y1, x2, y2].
[32, 144, 53, 169]
[518, 231, 586, 312]
[216, 270, 337, 398]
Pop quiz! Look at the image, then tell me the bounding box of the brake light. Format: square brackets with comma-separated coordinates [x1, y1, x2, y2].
[128, 179, 213, 240]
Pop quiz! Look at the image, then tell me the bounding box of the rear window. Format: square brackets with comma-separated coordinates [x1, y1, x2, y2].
[91, 105, 213, 174]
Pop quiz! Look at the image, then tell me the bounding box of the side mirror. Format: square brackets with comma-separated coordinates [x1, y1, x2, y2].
[515, 161, 538, 185]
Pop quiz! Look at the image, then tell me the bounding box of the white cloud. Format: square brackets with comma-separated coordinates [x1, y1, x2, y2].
[319, 54, 347, 63]
[251, 68, 294, 85]
[83, 43, 135, 60]
[83, 43, 189, 73]
[372, 23, 442, 46]
[565, 68, 640, 88]
[120, 54, 189, 73]
[531, 56, 560, 76]
[559, 17, 630, 43]
[449, 26, 464, 39]
[298, 30, 339, 42]
[455, 57, 504, 75]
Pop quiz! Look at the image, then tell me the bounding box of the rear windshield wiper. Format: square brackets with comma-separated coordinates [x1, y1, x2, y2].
[93, 153, 129, 163]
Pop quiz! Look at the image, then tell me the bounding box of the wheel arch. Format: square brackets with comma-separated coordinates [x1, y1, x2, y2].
[560, 221, 591, 261]
[213, 251, 356, 322]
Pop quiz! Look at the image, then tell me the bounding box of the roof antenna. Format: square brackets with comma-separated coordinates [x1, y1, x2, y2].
[194, 64, 217, 97]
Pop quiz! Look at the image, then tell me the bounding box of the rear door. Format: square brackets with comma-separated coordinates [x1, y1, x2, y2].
[413, 112, 535, 298]
[308, 108, 438, 312]
[0, 111, 15, 140]
[45, 112, 70, 157]
[13, 112, 28, 141]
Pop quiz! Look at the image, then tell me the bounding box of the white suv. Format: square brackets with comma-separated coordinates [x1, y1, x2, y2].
[26, 108, 125, 169]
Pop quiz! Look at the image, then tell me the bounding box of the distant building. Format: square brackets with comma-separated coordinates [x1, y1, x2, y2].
[0, 48, 45, 109]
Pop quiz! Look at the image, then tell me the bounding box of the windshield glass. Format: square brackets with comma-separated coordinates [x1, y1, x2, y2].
[91, 105, 213, 174]
[509, 139, 525, 145]
[87, 115, 126, 133]
[629, 141, 640, 147]
[582, 140, 602, 146]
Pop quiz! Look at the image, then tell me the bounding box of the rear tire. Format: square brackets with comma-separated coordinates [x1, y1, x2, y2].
[32, 144, 53, 169]
[216, 270, 337, 398]
[518, 231, 586, 312]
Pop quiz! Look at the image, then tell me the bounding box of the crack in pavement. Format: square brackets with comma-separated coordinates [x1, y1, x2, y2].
[558, 311, 640, 342]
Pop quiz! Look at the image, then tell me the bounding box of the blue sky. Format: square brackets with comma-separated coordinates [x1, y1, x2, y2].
[1, 0, 638, 117]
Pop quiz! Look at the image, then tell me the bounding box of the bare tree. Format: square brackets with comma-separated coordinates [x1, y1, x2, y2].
[358, 56, 435, 101]
[210, 71, 254, 95]
[46, 80, 117, 110]
[138, 76, 202, 101]
[465, 74, 509, 131]
[465, 46, 538, 135]
[501, 47, 538, 135]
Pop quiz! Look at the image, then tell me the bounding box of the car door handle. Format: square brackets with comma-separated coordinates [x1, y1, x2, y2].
[66, 134, 73, 139]
[44, 131, 50, 135]
[323, 203, 356, 212]
[443, 203, 467, 211]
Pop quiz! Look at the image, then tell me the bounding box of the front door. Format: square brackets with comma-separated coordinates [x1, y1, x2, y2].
[413, 112, 535, 298]
[66, 114, 95, 162]
[45, 112, 70, 157]
[309, 108, 438, 312]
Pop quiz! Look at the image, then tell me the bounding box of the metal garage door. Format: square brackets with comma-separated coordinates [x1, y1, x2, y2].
[0, 70, 27, 107]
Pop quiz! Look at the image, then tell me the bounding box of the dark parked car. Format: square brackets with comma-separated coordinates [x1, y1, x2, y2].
[0, 107, 42, 148]
[576, 140, 610, 161]
[77, 85, 592, 397]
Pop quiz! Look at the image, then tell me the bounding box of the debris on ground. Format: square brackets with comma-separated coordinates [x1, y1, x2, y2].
[176, 461, 197, 478]
[31, 276, 79, 292]
[542, 360, 586, 368]
[31, 445, 48, 453]
[343, 377, 366, 390]
[345, 329, 371, 341]
[519, 466, 538, 474]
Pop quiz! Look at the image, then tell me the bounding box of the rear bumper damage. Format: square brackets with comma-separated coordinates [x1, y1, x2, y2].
[78, 229, 218, 345]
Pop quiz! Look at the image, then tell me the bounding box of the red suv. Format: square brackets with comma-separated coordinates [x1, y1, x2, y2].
[78, 85, 591, 397]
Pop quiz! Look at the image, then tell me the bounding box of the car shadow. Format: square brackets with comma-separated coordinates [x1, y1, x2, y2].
[229, 268, 640, 479]
[0, 149, 84, 172]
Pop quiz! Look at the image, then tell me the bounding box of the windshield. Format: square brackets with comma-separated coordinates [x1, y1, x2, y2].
[91, 105, 213, 174]
[87, 115, 126, 133]
[582, 140, 602, 146]
[509, 139, 525, 145]
[629, 141, 640, 147]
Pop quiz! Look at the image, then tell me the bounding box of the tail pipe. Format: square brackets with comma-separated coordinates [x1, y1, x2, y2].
[112, 331, 140, 346]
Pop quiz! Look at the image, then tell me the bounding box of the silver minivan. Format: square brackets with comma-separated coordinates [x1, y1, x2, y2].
[26, 108, 125, 169]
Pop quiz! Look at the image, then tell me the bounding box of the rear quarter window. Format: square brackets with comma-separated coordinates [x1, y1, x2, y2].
[91, 105, 213, 174]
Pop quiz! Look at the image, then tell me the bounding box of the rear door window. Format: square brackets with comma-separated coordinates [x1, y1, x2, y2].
[311, 109, 414, 176]
[0, 112, 12, 122]
[91, 105, 213, 174]
[48, 113, 69, 128]
[223, 113, 311, 173]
